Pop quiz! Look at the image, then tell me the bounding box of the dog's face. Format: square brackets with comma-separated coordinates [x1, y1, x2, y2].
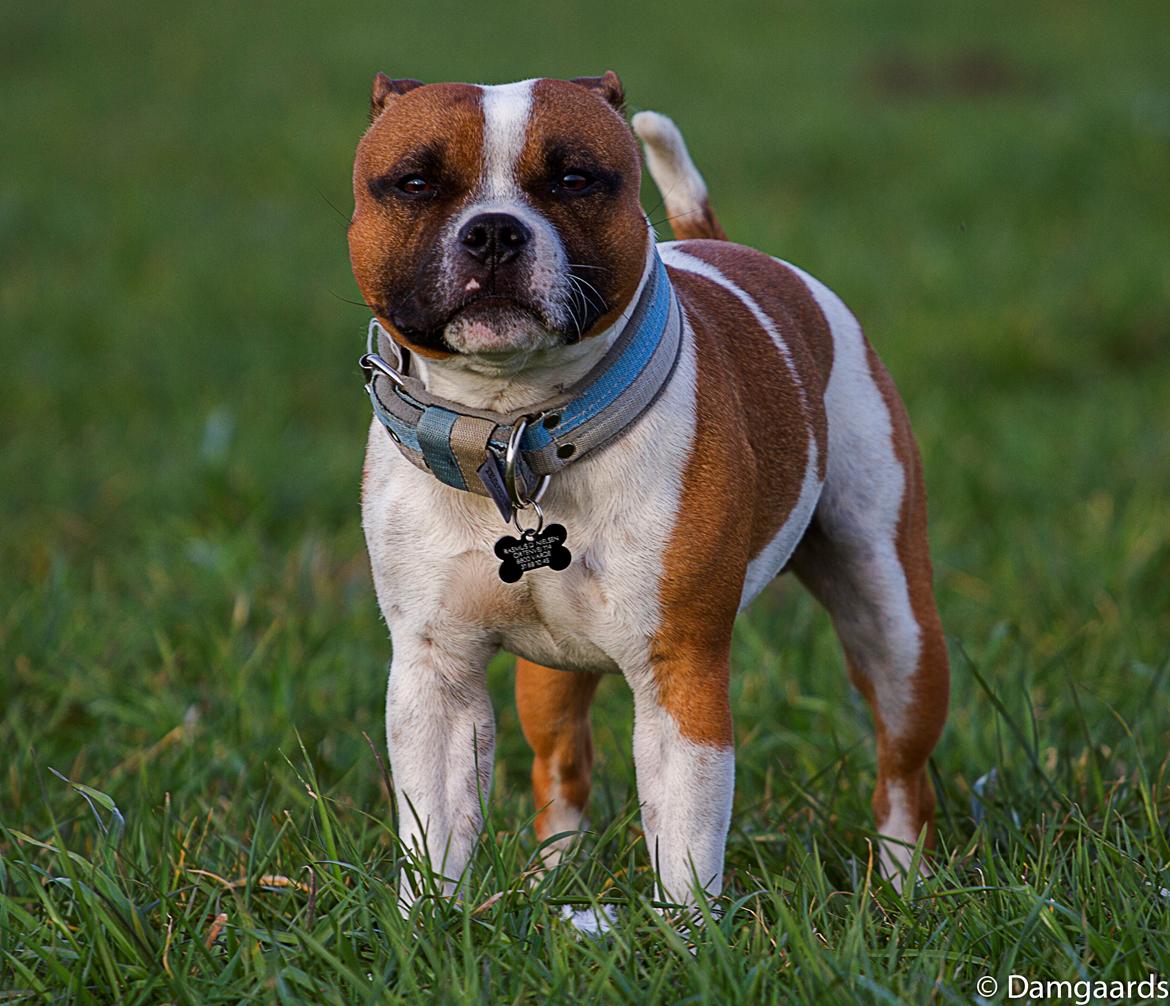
[349, 73, 648, 360]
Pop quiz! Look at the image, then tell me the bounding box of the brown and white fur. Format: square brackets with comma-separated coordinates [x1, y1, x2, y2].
[350, 73, 949, 919]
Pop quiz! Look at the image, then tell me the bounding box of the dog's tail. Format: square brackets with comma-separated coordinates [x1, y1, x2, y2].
[632, 110, 727, 241]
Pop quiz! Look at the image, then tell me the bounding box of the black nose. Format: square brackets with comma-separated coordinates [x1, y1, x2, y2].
[458, 212, 532, 267]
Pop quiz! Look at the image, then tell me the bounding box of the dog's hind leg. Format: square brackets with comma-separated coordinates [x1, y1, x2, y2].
[787, 269, 950, 887]
[515, 658, 602, 868]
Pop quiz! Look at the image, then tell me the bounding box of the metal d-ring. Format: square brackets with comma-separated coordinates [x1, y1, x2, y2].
[511, 498, 546, 535]
[359, 351, 406, 389]
[503, 416, 550, 510]
[360, 318, 407, 388]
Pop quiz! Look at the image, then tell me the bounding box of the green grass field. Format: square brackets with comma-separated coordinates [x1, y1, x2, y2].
[3, 0, 1169, 1001]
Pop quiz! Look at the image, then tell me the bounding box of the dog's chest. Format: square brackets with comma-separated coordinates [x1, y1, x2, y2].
[361, 332, 699, 673]
[364, 445, 683, 672]
[492, 533, 645, 673]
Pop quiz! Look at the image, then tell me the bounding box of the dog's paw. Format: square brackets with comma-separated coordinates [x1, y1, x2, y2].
[559, 902, 616, 938]
[877, 836, 933, 894]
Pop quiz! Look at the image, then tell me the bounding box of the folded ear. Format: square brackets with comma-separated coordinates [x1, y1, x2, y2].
[570, 70, 625, 112]
[370, 73, 424, 122]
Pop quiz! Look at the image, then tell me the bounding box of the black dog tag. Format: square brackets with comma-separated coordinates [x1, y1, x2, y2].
[494, 524, 572, 582]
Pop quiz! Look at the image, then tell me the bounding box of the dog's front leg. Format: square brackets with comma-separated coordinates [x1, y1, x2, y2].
[385, 627, 496, 909]
[628, 646, 735, 910]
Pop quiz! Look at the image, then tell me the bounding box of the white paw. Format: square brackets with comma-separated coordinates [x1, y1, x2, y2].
[559, 902, 617, 937]
[878, 839, 932, 894]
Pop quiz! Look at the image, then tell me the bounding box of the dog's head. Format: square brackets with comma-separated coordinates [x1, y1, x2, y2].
[349, 72, 648, 361]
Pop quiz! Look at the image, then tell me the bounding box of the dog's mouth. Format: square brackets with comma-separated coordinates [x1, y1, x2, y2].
[383, 278, 604, 356]
[388, 291, 552, 357]
[448, 292, 540, 321]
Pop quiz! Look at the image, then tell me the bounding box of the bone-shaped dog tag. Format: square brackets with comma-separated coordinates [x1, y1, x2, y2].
[494, 524, 572, 582]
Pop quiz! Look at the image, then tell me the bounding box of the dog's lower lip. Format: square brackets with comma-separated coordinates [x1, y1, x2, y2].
[449, 295, 542, 326]
[458, 295, 522, 311]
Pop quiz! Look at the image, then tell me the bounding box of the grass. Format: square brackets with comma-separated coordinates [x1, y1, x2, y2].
[2, 0, 1169, 1001]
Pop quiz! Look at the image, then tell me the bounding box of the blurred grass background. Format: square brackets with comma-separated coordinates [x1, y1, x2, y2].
[2, 0, 1169, 1001]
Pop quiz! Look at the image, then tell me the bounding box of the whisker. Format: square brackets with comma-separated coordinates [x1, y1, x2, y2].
[566, 284, 585, 341]
[572, 277, 607, 312]
[565, 272, 610, 340]
[567, 280, 591, 319]
[640, 158, 690, 231]
[567, 273, 607, 316]
[283, 149, 352, 230]
[563, 276, 587, 332]
[648, 208, 704, 229]
[315, 186, 352, 228]
[330, 290, 378, 311]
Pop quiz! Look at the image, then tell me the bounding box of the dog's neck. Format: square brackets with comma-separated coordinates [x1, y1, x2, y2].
[413, 242, 655, 414]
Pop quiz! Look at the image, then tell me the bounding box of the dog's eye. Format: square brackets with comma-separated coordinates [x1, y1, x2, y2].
[558, 171, 595, 194]
[397, 174, 433, 195]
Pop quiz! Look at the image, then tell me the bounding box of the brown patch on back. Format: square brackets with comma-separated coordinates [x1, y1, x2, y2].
[674, 271, 812, 558]
[650, 245, 834, 746]
[674, 241, 831, 477]
[683, 241, 834, 399]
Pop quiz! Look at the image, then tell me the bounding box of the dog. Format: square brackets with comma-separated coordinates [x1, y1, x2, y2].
[349, 71, 949, 920]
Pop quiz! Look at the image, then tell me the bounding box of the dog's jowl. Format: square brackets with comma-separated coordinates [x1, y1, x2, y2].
[350, 71, 949, 918]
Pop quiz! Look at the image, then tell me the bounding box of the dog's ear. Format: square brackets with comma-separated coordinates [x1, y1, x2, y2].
[370, 73, 424, 122]
[570, 70, 625, 112]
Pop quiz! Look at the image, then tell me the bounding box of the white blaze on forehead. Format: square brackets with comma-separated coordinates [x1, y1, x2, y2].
[437, 78, 572, 346]
[480, 79, 536, 198]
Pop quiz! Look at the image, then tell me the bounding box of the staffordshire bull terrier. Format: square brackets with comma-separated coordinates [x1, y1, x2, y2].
[350, 71, 949, 919]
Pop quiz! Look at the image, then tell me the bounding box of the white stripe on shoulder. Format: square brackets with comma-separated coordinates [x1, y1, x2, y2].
[480, 79, 536, 199]
[658, 244, 807, 405]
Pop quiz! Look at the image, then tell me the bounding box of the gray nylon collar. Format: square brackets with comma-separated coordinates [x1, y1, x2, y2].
[360, 250, 682, 506]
